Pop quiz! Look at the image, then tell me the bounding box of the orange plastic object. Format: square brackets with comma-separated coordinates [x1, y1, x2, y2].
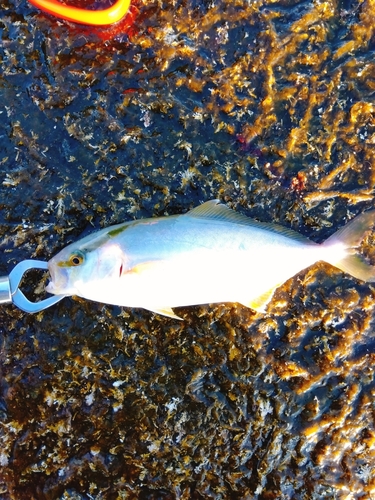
[28, 0, 131, 25]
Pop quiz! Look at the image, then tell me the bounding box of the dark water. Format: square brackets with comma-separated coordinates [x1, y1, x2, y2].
[1, 0, 375, 498]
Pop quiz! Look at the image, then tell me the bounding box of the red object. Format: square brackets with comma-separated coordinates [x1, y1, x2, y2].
[28, 0, 131, 25]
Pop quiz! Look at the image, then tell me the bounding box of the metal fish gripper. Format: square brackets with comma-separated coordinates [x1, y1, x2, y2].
[0, 260, 65, 313]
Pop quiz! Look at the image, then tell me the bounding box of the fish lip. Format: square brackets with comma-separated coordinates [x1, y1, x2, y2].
[46, 260, 65, 295]
[45, 280, 55, 294]
[46, 262, 57, 294]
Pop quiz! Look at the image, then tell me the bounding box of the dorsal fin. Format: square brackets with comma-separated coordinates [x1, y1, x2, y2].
[186, 200, 253, 225]
[186, 200, 313, 244]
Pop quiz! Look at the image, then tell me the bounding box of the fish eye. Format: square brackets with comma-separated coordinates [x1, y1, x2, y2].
[68, 252, 84, 266]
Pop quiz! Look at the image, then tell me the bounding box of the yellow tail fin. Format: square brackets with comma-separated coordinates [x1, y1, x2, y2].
[323, 210, 375, 282]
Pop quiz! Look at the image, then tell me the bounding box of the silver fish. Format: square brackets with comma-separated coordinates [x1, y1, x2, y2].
[46, 200, 375, 319]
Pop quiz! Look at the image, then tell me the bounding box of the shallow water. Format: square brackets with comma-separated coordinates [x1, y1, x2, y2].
[1, 0, 375, 498]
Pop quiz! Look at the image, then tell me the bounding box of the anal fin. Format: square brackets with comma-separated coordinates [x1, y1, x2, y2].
[238, 285, 279, 313]
[147, 306, 183, 320]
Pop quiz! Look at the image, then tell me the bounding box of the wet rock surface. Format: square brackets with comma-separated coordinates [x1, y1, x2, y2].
[1, 0, 375, 497]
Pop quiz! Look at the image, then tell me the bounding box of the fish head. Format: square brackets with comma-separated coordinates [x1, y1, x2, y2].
[46, 239, 126, 297]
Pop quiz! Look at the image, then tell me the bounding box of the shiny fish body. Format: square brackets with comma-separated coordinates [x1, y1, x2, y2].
[47, 200, 375, 318]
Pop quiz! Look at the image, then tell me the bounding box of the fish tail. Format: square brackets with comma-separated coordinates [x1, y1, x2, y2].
[323, 210, 375, 282]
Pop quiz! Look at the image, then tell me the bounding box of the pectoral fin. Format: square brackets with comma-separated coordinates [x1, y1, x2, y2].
[124, 261, 161, 276]
[239, 285, 280, 313]
[147, 306, 183, 320]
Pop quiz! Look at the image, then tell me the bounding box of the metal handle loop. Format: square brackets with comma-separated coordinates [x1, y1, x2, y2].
[0, 260, 66, 313]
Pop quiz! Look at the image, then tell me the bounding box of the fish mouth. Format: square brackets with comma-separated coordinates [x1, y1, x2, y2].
[45, 267, 58, 294]
[46, 260, 69, 295]
[45, 280, 56, 294]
